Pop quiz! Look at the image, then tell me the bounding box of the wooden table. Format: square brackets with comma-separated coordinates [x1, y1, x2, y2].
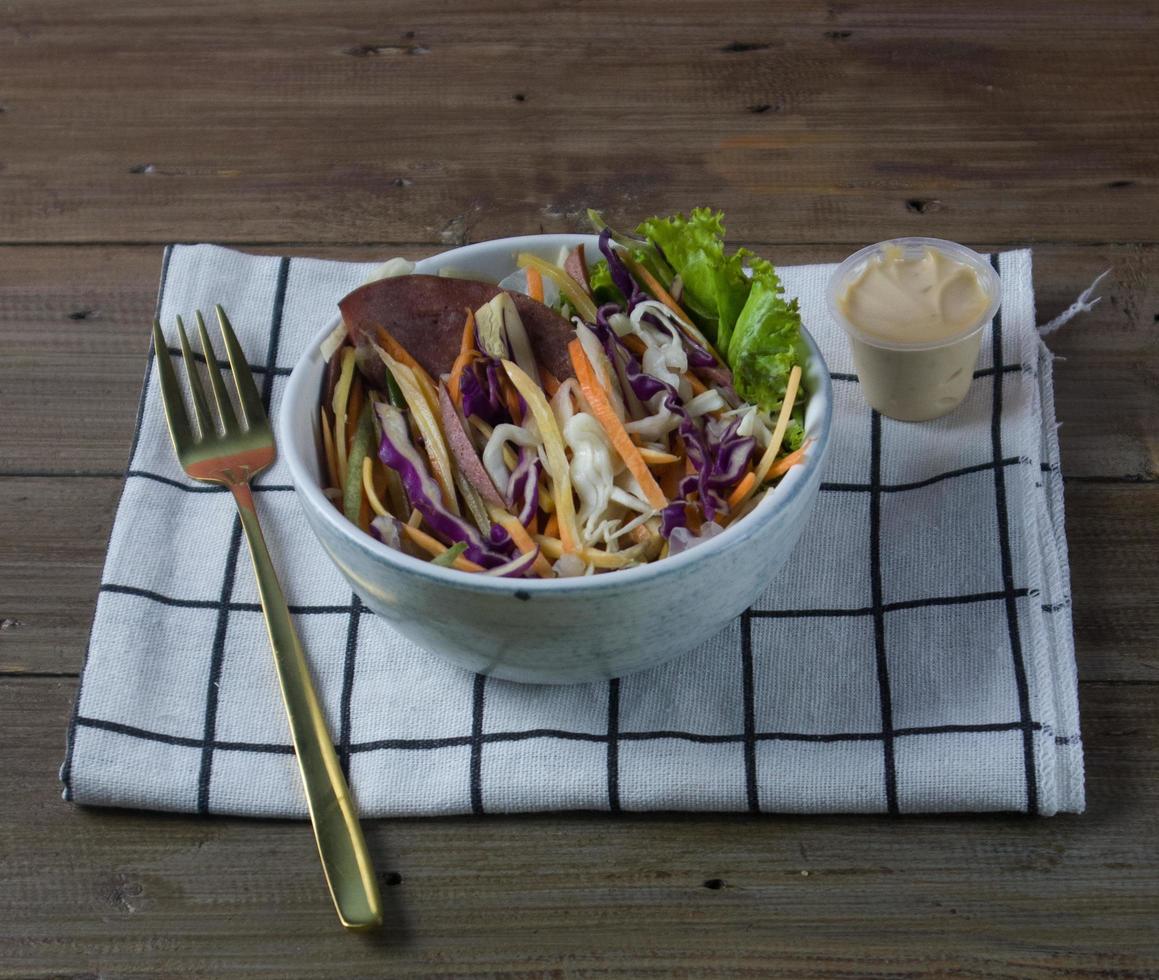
[3, 2, 1157, 975]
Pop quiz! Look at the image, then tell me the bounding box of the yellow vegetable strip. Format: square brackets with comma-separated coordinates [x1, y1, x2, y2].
[517, 253, 598, 323]
[533, 535, 641, 569]
[537, 478, 555, 514]
[331, 347, 357, 490]
[378, 349, 460, 515]
[375, 326, 439, 411]
[401, 523, 484, 572]
[346, 377, 364, 447]
[569, 340, 668, 511]
[489, 508, 554, 578]
[734, 364, 802, 507]
[502, 359, 579, 554]
[363, 457, 389, 517]
[374, 332, 440, 425]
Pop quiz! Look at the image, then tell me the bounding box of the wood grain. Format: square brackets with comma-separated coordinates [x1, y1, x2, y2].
[1, 2, 1158, 246]
[1, 676, 1156, 978]
[2, 0, 1158, 973]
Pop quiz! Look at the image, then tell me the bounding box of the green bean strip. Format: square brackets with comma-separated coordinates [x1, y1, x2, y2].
[343, 405, 375, 524]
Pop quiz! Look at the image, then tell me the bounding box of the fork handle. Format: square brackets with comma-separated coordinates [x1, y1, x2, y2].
[230, 483, 383, 930]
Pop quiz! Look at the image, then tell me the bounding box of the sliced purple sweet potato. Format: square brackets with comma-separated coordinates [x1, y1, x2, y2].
[338, 274, 575, 384]
[437, 384, 505, 509]
[563, 244, 591, 293]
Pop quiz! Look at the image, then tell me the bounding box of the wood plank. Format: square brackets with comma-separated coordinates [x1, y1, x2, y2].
[0, 478, 118, 676]
[1, 675, 1155, 978]
[1, 244, 1155, 478]
[1, 2, 1158, 245]
[2, 476, 1155, 681]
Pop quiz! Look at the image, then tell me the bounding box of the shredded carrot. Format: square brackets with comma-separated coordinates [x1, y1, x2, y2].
[526, 266, 544, 303]
[726, 471, 757, 510]
[766, 440, 812, 480]
[458, 307, 476, 357]
[569, 339, 668, 512]
[376, 325, 436, 390]
[320, 407, 340, 490]
[376, 326, 442, 421]
[401, 523, 484, 572]
[540, 367, 562, 398]
[543, 512, 559, 539]
[447, 310, 479, 406]
[502, 376, 523, 424]
[638, 447, 679, 467]
[620, 252, 724, 362]
[490, 508, 553, 578]
[620, 253, 692, 326]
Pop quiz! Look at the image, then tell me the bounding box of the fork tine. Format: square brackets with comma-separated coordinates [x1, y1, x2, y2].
[195, 310, 239, 432]
[151, 318, 194, 451]
[215, 304, 267, 428]
[175, 315, 214, 440]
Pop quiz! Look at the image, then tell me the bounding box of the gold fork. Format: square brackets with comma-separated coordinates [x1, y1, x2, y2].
[151, 306, 382, 931]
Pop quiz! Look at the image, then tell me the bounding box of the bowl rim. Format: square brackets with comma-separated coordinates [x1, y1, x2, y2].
[278, 233, 833, 594]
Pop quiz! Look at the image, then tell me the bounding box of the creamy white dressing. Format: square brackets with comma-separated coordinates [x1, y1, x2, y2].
[829, 239, 999, 422]
[838, 245, 990, 345]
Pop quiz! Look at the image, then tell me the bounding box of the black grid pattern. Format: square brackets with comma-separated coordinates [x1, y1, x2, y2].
[61, 245, 1083, 818]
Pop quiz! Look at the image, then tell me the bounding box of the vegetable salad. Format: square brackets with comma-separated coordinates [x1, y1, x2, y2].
[320, 210, 809, 578]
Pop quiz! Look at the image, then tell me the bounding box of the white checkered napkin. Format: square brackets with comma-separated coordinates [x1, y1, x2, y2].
[60, 244, 1084, 817]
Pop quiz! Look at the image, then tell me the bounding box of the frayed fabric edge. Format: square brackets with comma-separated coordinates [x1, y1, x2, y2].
[1038, 269, 1110, 336]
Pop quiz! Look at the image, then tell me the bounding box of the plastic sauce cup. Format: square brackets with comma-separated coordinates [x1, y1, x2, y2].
[825, 237, 1002, 422]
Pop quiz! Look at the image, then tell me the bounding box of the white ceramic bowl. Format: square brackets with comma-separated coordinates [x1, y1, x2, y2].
[279, 235, 832, 684]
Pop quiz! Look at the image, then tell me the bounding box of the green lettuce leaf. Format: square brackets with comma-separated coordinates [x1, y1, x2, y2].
[629, 210, 806, 418]
[726, 257, 808, 419]
[635, 208, 752, 350]
[587, 259, 626, 307]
